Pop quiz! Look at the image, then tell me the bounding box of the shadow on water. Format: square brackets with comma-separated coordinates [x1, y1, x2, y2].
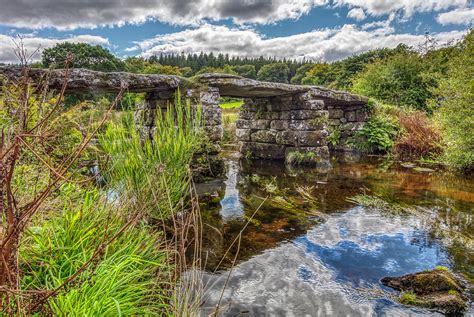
[194, 154, 473, 316]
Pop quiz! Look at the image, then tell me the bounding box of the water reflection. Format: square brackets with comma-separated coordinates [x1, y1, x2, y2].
[219, 160, 244, 219]
[195, 156, 473, 316]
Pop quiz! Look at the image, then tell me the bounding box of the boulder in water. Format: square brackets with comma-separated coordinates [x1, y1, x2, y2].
[381, 267, 468, 314]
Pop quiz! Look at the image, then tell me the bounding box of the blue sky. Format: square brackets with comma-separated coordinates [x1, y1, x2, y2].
[0, 0, 472, 63]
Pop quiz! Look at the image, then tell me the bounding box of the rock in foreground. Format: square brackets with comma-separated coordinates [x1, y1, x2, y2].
[381, 267, 468, 314]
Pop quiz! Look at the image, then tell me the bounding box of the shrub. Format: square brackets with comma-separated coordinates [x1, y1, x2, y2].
[350, 115, 399, 154]
[352, 50, 435, 112]
[393, 111, 442, 160]
[257, 63, 290, 83]
[433, 30, 474, 173]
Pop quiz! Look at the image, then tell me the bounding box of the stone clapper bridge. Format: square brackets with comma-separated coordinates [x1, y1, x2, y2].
[0, 68, 368, 162]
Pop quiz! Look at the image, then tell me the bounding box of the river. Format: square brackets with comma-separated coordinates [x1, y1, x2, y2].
[194, 154, 473, 316]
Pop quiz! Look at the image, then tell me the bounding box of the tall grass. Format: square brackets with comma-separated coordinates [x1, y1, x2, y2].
[15, 89, 207, 315]
[20, 184, 170, 315]
[100, 95, 203, 220]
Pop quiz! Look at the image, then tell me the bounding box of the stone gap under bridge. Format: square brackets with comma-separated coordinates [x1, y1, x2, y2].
[0, 68, 369, 163]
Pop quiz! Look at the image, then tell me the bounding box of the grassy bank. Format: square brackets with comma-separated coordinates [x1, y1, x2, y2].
[1, 69, 204, 315]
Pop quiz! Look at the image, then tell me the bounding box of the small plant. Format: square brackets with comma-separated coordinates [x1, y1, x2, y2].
[310, 115, 328, 126]
[435, 265, 449, 271]
[400, 292, 423, 306]
[347, 194, 413, 214]
[350, 115, 399, 154]
[285, 151, 319, 166]
[327, 126, 341, 146]
[244, 149, 254, 160]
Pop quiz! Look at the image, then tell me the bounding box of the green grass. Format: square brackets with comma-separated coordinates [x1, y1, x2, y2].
[100, 96, 204, 220]
[17, 93, 206, 315]
[21, 184, 170, 315]
[220, 101, 243, 109]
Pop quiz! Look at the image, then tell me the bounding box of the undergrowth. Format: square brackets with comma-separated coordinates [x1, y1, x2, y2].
[21, 185, 170, 315]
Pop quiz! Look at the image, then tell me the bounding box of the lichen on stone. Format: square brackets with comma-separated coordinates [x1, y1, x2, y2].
[381, 268, 469, 314]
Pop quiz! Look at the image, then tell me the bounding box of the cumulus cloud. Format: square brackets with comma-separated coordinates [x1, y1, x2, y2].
[334, 0, 469, 17]
[0, 34, 110, 64]
[0, 0, 469, 30]
[136, 24, 466, 62]
[0, 0, 328, 30]
[347, 8, 366, 21]
[436, 7, 474, 25]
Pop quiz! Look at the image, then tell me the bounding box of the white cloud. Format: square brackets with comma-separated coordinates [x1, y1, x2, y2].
[0, 0, 328, 30]
[436, 7, 474, 25]
[334, 0, 468, 17]
[0, 0, 469, 30]
[347, 8, 366, 21]
[136, 24, 466, 62]
[0, 34, 110, 64]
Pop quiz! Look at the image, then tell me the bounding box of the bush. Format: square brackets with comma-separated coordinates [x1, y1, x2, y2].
[257, 63, 290, 83]
[350, 114, 399, 154]
[393, 111, 442, 160]
[42, 42, 124, 72]
[433, 30, 474, 173]
[352, 50, 434, 112]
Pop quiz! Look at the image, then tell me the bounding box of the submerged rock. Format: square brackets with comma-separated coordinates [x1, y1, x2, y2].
[381, 267, 468, 314]
[413, 166, 436, 173]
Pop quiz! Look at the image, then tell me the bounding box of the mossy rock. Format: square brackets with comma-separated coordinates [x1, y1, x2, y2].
[381, 268, 468, 314]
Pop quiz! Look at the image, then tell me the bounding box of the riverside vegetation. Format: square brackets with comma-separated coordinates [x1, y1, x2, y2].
[0, 57, 209, 314]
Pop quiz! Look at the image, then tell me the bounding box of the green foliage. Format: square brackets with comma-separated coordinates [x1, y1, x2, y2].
[285, 151, 318, 166]
[330, 46, 406, 89]
[100, 95, 203, 219]
[220, 101, 243, 109]
[231, 64, 257, 79]
[196, 65, 237, 75]
[350, 106, 400, 153]
[300, 63, 335, 86]
[352, 50, 434, 112]
[291, 46, 405, 88]
[347, 194, 408, 214]
[435, 266, 449, 272]
[124, 56, 189, 75]
[291, 63, 314, 84]
[150, 52, 303, 76]
[257, 62, 290, 83]
[42, 42, 124, 71]
[400, 292, 423, 306]
[21, 185, 169, 315]
[327, 126, 341, 146]
[433, 30, 474, 173]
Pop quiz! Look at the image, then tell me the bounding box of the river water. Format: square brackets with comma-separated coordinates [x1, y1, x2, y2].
[194, 154, 473, 316]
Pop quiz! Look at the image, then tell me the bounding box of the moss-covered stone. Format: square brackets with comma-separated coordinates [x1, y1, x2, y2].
[381, 268, 468, 314]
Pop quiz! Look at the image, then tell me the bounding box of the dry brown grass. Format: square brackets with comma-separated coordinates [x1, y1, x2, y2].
[393, 111, 442, 160]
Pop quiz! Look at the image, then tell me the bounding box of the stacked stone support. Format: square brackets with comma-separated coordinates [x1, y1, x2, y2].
[196, 87, 223, 142]
[327, 104, 369, 151]
[236, 93, 330, 162]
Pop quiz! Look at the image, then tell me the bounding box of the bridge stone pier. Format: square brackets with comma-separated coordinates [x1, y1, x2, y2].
[192, 74, 368, 162]
[0, 68, 368, 164]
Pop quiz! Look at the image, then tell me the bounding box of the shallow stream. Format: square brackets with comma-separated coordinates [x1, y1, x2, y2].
[195, 153, 473, 316]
